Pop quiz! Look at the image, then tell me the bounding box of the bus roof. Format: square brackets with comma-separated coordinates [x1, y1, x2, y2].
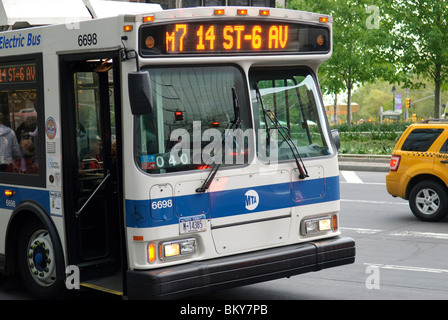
[86, 0, 162, 19]
[0, 0, 91, 29]
[0, 0, 162, 30]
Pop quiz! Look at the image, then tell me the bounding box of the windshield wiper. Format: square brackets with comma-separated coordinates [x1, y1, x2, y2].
[196, 87, 241, 193]
[254, 83, 308, 179]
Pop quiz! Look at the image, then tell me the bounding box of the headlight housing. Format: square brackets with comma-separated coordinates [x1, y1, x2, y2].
[300, 214, 337, 236]
[159, 238, 197, 260]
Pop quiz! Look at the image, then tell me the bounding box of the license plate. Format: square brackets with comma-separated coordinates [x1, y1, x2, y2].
[179, 214, 206, 234]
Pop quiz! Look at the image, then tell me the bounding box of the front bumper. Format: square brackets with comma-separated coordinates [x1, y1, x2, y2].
[126, 236, 355, 300]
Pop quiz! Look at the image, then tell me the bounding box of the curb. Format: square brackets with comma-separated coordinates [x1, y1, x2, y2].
[338, 155, 390, 172]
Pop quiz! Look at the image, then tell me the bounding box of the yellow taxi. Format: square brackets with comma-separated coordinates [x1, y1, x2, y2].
[386, 120, 448, 221]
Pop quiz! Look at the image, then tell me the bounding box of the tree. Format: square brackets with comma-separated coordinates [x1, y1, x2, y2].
[384, 0, 448, 118]
[287, 0, 391, 124]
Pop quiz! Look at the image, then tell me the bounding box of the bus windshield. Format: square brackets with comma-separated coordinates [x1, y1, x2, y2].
[134, 66, 331, 174]
[134, 65, 252, 174]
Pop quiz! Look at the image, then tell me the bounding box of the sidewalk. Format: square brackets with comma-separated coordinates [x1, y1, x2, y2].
[338, 154, 390, 172]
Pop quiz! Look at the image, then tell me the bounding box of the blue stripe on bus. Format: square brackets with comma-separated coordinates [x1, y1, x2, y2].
[125, 175, 340, 228]
[0, 185, 50, 213]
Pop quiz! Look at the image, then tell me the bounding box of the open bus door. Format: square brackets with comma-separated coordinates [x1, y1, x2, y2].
[60, 51, 125, 295]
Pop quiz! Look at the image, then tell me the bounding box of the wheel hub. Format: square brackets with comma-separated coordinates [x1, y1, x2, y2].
[27, 230, 56, 287]
[416, 188, 439, 214]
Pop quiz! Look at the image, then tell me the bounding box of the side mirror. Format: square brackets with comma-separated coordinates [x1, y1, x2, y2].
[128, 71, 153, 115]
[331, 129, 340, 151]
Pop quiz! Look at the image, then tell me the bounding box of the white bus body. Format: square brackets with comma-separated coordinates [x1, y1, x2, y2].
[0, 0, 354, 299]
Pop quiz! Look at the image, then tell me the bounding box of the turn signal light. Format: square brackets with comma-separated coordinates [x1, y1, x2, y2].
[332, 214, 338, 231]
[148, 243, 156, 263]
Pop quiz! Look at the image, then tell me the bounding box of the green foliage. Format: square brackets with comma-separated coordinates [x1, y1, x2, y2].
[382, 0, 448, 117]
[333, 122, 407, 154]
[287, 0, 393, 124]
[286, 0, 448, 121]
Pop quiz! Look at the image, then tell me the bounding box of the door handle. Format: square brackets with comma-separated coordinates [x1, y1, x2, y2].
[441, 160, 448, 164]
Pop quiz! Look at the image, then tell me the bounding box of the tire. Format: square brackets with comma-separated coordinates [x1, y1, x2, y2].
[409, 180, 448, 222]
[17, 219, 65, 299]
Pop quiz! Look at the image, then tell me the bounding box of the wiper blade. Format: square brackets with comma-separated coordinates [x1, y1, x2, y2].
[196, 87, 241, 193]
[254, 83, 308, 179]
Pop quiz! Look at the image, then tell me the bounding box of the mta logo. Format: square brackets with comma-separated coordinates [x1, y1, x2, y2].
[245, 190, 259, 211]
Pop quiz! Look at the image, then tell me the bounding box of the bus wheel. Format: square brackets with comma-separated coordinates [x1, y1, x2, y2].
[18, 219, 65, 299]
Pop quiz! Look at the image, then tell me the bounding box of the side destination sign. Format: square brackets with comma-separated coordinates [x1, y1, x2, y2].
[0, 32, 41, 50]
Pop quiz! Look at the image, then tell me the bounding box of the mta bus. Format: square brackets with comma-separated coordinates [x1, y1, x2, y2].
[0, 0, 355, 299]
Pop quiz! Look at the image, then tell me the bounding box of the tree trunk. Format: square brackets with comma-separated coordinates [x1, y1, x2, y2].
[333, 93, 338, 124]
[346, 79, 352, 124]
[434, 64, 441, 118]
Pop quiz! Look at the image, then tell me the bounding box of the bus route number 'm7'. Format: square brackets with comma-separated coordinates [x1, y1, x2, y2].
[165, 23, 289, 53]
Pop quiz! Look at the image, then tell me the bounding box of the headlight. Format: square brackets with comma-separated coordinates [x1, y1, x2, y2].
[159, 238, 197, 260]
[301, 215, 336, 236]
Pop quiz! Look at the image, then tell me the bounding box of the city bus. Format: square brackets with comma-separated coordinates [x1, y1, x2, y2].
[0, 0, 355, 299]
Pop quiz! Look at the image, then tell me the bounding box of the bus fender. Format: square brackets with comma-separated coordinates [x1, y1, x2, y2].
[4, 201, 65, 281]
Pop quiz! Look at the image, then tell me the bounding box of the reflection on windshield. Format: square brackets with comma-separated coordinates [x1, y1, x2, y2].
[250, 68, 330, 162]
[134, 66, 252, 174]
[254, 82, 308, 179]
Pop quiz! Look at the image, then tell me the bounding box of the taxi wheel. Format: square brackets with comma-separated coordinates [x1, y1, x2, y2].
[409, 180, 448, 222]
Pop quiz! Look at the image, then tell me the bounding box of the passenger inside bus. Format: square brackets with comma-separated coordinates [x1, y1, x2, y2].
[80, 136, 103, 170]
[0, 113, 25, 172]
[15, 139, 38, 174]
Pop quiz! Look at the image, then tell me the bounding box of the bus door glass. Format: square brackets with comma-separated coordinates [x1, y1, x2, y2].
[61, 55, 121, 270]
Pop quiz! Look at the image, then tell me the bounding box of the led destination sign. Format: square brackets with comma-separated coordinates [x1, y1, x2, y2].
[140, 20, 329, 56]
[0, 63, 36, 84]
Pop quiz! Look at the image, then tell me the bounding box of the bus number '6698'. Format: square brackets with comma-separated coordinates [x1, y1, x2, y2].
[5, 199, 15, 208]
[78, 33, 98, 46]
[151, 199, 173, 210]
